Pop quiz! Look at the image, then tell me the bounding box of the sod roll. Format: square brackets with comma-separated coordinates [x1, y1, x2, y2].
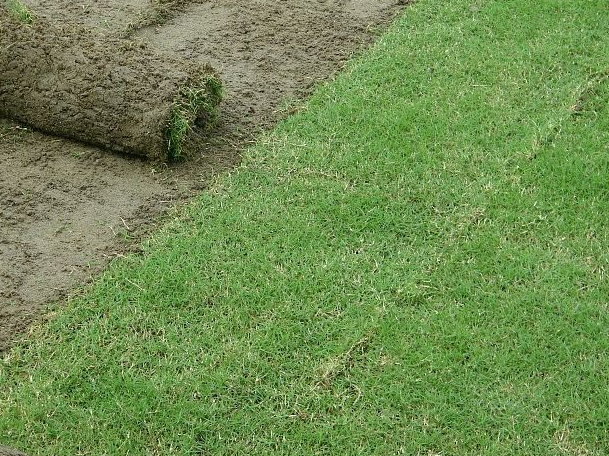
[0, 8, 222, 160]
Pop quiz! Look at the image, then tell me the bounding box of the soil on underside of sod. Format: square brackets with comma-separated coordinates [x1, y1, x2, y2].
[0, 0, 408, 351]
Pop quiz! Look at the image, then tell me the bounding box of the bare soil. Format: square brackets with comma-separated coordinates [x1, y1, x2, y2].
[0, 0, 407, 351]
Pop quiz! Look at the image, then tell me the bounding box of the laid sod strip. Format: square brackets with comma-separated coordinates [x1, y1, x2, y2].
[0, 10, 221, 160]
[2, 0, 609, 454]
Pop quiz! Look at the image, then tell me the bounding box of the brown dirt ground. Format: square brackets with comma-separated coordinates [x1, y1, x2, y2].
[0, 0, 407, 351]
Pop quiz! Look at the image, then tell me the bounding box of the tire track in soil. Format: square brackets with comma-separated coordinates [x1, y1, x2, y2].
[0, 0, 407, 351]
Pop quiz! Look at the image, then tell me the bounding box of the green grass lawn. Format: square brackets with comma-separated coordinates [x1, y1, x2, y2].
[2, 0, 609, 454]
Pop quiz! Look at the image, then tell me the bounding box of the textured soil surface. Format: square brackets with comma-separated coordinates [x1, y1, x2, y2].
[0, 0, 407, 351]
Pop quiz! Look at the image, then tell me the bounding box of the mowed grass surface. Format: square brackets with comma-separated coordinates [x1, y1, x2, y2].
[2, 0, 609, 454]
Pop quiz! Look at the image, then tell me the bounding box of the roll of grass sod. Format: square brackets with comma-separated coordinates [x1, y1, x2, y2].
[0, 4, 222, 160]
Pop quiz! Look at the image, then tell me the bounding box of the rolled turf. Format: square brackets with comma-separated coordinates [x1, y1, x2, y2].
[0, 5, 222, 160]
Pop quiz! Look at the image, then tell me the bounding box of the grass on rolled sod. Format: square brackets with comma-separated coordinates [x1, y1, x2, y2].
[2, 0, 609, 454]
[4, 0, 34, 23]
[166, 76, 223, 160]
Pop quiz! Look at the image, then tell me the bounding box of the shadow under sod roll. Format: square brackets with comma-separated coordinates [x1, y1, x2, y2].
[0, 9, 222, 160]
